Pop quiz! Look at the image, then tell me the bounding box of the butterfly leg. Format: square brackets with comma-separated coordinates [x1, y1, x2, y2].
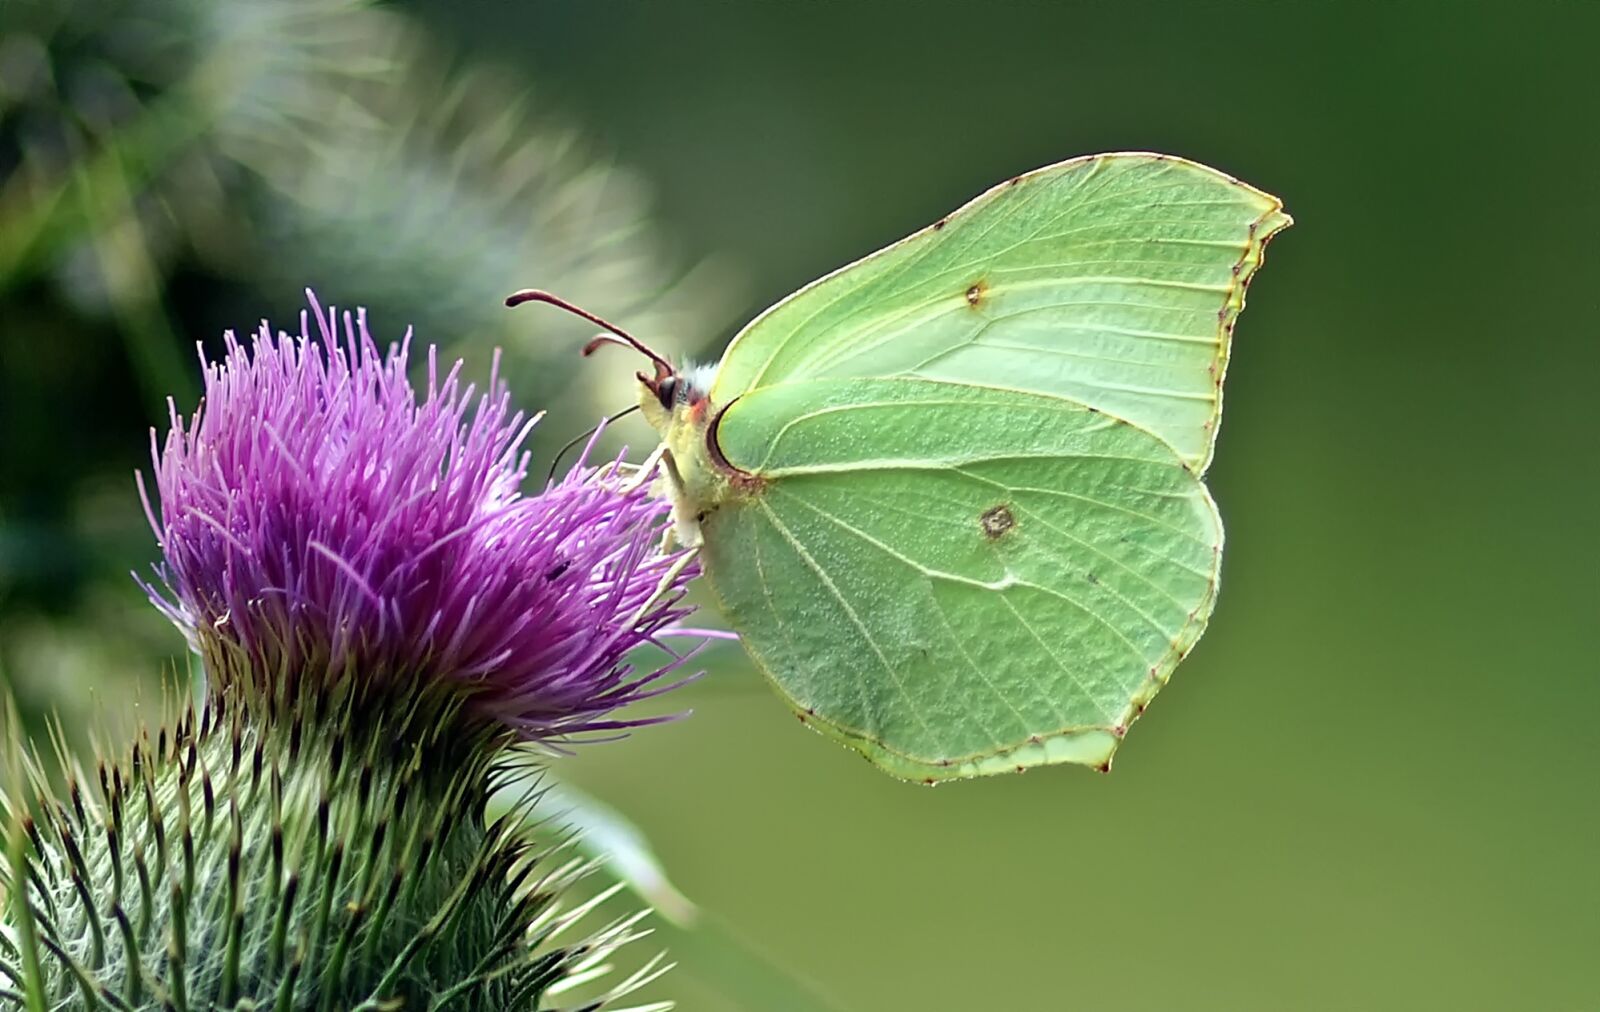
[657, 448, 704, 550]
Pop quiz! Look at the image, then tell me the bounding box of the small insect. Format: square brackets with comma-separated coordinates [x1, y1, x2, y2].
[511, 152, 1289, 782]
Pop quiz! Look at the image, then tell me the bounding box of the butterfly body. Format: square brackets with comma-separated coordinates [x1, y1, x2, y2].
[637, 362, 741, 547]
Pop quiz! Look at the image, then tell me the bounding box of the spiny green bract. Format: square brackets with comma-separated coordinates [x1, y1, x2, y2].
[2, 685, 666, 1011]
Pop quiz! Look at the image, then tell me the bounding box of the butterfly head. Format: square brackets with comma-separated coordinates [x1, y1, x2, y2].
[637, 359, 718, 432]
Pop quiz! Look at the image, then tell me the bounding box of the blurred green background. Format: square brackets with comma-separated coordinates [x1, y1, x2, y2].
[3, 1, 1596, 1009]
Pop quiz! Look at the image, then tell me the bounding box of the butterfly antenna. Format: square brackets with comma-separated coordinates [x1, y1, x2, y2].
[546, 404, 642, 486]
[505, 289, 674, 375]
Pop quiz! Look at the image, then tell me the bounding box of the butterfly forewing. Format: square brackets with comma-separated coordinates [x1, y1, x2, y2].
[710, 153, 1289, 473]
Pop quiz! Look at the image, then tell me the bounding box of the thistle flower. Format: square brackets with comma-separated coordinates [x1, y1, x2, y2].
[0, 294, 705, 1011]
[140, 291, 701, 740]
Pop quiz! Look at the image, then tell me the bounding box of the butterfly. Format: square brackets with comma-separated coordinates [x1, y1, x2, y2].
[511, 152, 1289, 782]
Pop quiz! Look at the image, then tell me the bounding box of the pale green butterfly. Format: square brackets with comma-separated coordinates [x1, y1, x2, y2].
[510, 152, 1290, 782]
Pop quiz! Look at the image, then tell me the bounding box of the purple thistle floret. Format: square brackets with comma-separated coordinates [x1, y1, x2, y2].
[140, 292, 703, 739]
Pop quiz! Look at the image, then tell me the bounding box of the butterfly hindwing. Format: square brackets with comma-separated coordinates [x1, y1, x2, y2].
[700, 377, 1221, 780]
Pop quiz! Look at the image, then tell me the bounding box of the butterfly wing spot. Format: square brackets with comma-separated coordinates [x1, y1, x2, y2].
[964, 280, 988, 308]
[979, 503, 1016, 539]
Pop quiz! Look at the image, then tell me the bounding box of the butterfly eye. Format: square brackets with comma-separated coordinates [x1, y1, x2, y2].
[655, 377, 678, 410]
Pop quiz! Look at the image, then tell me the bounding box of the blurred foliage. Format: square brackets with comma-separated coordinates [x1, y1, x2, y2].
[4, 0, 1598, 1009]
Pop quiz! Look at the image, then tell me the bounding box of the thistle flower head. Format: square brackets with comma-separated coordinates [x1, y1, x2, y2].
[141, 292, 699, 739]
